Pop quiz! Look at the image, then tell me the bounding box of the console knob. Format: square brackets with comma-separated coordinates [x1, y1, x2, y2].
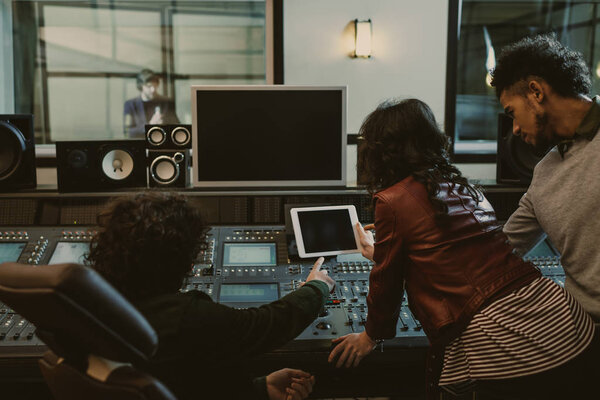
[316, 321, 332, 330]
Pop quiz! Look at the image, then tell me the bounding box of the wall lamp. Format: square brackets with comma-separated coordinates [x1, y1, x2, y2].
[352, 19, 372, 58]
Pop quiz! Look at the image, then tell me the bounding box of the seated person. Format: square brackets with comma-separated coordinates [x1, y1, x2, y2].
[329, 99, 598, 400]
[86, 192, 334, 400]
[124, 69, 180, 138]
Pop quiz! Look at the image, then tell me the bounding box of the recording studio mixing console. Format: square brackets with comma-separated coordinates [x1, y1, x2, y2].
[0, 225, 565, 356]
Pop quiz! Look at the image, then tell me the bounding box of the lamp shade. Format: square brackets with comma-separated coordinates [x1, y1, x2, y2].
[353, 19, 372, 58]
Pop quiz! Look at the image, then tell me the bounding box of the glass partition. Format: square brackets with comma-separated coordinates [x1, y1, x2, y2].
[450, 0, 600, 156]
[6, 0, 269, 144]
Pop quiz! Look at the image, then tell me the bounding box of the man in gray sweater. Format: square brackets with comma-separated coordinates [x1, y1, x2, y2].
[491, 34, 600, 323]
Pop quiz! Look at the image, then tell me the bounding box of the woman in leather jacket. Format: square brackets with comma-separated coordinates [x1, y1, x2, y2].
[327, 98, 597, 400]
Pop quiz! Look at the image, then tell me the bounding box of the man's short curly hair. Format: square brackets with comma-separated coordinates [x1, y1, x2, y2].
[86, 192, 208, 301]
[491, 34, 591, 98]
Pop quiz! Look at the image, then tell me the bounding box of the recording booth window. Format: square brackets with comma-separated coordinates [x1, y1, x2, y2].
[446, 0, 600, 163]
[3, 0, 273, 155]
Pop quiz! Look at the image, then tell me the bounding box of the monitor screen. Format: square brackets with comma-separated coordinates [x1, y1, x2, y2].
[297, 208, 357, 254]
[219, 283, 279, 303]
[0, 242, 26, 263]
[525, 239, 559, 258]
[191, 86, 346, 187]
[48, 242, 90, 265]
[222, 243, 277, 266]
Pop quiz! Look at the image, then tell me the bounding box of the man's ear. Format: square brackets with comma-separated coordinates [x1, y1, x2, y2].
[528, 80, 545, 103]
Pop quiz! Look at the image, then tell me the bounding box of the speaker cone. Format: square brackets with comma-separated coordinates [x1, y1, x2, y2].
[101, 149, 134, 181]
[67, 149, 88, 169]
[171, 126, 191, 147]
[147, 127, 166, 146]
[150, 152, 184, 185]
[0, 121, 26, 181]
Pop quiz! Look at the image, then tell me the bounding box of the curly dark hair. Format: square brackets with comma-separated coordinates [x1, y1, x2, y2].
[491, 34, 591, 98]
[357, 98, 481, 221]
[86, 192, 208, 301]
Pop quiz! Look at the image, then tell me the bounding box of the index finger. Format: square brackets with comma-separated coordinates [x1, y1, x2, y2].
[312, 256, 324, 270]
[328, 339, 347, 362]
[363, 224, 375, 230]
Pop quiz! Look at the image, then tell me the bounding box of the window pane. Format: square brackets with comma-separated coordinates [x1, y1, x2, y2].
[173, 8, 266, 77]
[48, 77, 135, 141]
[454, 1, 600, 154]
[10, 1, 268, 144]
[43, 5, 162, 73]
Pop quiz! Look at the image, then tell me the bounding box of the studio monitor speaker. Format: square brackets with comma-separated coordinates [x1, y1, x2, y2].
[496, 113, 546, 185]
[0, 114, 36, 191]
[145, 124, 192, 149]
[56, 140, 147, 192]
[147, 149, 190, 188]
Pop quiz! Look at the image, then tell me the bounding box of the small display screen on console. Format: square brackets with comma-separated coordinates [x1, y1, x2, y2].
[525, 239, 559, 258]
[219, 283, 279, 303]
[0, 243, 26, 263]
[48, 242, 90, 265]
[222, 243, 276, 266]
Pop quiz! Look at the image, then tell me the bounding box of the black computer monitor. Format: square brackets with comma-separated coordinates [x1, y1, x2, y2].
[191, 85, 346, 188]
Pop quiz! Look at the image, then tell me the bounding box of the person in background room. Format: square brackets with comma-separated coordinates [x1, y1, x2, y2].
[123, 69, 180, 138]
[86, 192, 335, 400]
[491, 34, 600, 326]
[328, 98, 597, 400]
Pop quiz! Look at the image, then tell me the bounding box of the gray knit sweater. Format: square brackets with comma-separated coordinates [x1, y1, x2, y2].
[504, 107, 600, 322]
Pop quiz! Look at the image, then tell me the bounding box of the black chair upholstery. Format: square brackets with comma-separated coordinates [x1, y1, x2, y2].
[0, 262, 176, 400]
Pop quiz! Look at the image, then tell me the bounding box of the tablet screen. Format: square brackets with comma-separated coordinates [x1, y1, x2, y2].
[297, 209, 357, 253]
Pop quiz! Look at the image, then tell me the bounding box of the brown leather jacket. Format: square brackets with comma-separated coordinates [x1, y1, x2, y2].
[365, 177, 540, 396]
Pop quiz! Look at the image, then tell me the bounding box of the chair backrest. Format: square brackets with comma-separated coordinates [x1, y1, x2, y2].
[0, 262, 177, 400]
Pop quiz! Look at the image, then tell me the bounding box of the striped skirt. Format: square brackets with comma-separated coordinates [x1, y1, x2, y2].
[438, 277, 595, 395]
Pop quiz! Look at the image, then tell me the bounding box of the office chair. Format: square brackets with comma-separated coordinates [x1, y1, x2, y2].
[0, 262, 176, 400]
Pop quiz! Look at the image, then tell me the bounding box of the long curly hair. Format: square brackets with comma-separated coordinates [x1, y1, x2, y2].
[357, 98, 481, 221]
[491, 34, 591, 98]
[86, 192, 208, 301]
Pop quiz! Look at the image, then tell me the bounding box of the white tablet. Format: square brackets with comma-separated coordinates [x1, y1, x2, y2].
[290, 205, 361, 258]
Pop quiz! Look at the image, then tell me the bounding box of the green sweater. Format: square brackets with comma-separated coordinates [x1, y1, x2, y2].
[134, 280, 329, 400]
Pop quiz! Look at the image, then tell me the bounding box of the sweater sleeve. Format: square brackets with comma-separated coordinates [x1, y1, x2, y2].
[185, 280, 329, 359]
[365, 196, 405, 340]
[503, 191, 546, 256]
[251, 376, 269, 400]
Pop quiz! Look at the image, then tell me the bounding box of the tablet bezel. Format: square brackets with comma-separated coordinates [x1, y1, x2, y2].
[290, 205, 361, 258]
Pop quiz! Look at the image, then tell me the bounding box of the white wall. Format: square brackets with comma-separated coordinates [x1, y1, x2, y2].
[284, 0, 448, 133]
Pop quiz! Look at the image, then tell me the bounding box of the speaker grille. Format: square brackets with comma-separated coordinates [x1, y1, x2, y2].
[0, 121, 26, 180]
[0, 115, 36, 191]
